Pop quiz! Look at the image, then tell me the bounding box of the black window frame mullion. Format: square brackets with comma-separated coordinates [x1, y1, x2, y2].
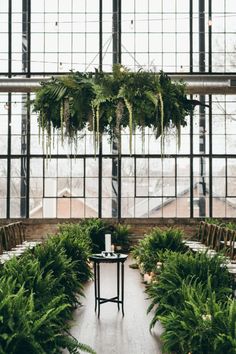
[26, 92, 30, 217]
[8, 0, 12, 77]
[6, 0, 12, 218]
[189, 0, 193, 73]
[98, 138, 102, 218]
[208, 94, 212, 216]
[208, 0, 212, 73]
[27, 0, 31, 77]
[6, 93, 12, 218]
[190, 94, 194, 218]
[98, 0, 102, 217]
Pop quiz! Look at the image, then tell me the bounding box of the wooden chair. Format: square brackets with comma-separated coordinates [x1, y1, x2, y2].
[213, 225, 222, 252]
[0, 227, 3, 255]
[2, 225, 11, 251]
[0, 221, 39, 265]
[15, 221, 26, 244]
[13, 222, 25, 245]
[209, 224, 220, 249]
[198, 221, 206, 243]
[184, 221, 209, 253]
[9, 223, 18, 248]
[205, 223, 213, 247]
[229, 230, 236, 260]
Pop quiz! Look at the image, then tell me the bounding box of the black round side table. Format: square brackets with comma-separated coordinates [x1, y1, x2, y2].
[89, 253, 128, 318]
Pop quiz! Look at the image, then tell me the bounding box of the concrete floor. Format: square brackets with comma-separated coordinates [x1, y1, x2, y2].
[68, 256, 163, 354]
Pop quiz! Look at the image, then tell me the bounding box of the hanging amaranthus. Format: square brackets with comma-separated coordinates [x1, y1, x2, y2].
[115, 100, 124, 155]
[91, 103, 97, 156]
[96, 105, 100, 151]
[63, 97, 70, 135]
[158, 92, 164, 153]
[123, 98, 133, 154]
[60, 101, 64, 145]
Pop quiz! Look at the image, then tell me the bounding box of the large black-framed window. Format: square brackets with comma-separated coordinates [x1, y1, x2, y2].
[1, 93, 236, 218]
[2, 0, 236, 75]
[1, 0, 236, 218]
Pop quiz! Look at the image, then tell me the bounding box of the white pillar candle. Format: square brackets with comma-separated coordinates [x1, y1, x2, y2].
[144, 273, 152, 284]
[105, 234, 111, 252]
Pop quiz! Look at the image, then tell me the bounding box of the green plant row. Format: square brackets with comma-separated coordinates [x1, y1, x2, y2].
[0, 224, 95, 354]
[74, 219, 130, 253]
[159, 278, 236, 354]
[131, 227, 187, 273]
[0, 219, 130, 354]
[131, 227, 236, 354]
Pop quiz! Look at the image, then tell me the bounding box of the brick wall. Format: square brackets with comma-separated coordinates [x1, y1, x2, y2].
[1, 218, 235, 242]
[0, 218, 207, 240]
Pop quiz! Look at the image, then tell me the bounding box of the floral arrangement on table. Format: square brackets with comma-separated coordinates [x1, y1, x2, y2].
[33, 65, 196, 155]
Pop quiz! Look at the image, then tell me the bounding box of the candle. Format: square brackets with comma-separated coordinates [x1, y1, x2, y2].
[111, 244, 115, 252]
[144, 273, 152, 284]
[105, 234, 111, 252]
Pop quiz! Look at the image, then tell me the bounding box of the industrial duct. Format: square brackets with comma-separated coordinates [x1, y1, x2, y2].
[0, 75, 236, 94]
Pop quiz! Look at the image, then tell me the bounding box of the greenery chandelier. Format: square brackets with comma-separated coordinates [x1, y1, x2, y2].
[33, 65, 197, 155]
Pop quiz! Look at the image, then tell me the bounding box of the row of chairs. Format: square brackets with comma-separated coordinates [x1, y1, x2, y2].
[199, 221, 236, 259]
[184, 221, 236, 275]
[0, 221, 41, 264]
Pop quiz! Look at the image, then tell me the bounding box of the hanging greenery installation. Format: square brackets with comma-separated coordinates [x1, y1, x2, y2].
[33, 65, 196, 154]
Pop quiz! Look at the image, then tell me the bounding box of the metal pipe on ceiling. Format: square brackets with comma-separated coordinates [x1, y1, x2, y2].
[0, 75, 236, 94]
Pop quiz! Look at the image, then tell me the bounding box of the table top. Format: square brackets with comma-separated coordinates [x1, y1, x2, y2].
[89, 253, 128, 263]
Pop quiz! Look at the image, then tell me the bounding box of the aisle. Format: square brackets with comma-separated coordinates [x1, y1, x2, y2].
[69, 256, 163, 354]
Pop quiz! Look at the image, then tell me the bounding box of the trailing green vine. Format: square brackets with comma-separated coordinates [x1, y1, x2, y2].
[33, 65, 195, 154]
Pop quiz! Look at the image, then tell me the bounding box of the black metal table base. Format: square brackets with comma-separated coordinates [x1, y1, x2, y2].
[91, 254, 127, 318]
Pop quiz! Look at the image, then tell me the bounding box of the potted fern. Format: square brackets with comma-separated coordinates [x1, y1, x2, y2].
[112, 223, 131, 252]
